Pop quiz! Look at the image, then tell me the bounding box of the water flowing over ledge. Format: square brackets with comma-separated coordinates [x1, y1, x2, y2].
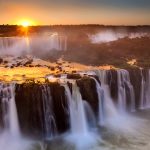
[0, 68, 150, 150]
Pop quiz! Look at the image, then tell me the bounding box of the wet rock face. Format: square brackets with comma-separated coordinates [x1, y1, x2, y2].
[128, 69, 142, 108]
[15, 82, 69, 138]
[1, 68, 148, 138]
[14, 76, 99, 138]
[50, 82, 69, 134]
[67, 74, 81, 79]
[77, 76, 99, 116]
[107, 70, 118, 101]
[142, 69, 149, 82]
[15, 83, 45, 138]
[0, 97, 4, 128]
[0, 58, 3, 64]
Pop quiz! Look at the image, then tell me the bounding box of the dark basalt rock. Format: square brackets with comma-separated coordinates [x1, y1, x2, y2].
[72, 70, 77, 73]
[89, 75, 101, 84]
[15, 83, 45, 138]
[24, 59, 33, 66]
[67, 74, 81, 79]
[0, 96, 4, 128]
[128, 68, 142, 108]
[56, 62, 62, 66]
[67, 82, 72, 94]
[0, 68, 146, 139]
[14, 76, 99, 138]
[107, 70, 118, 102]
[54, 74, 61, 78]
[0, 58, 3, 64]
[76, 76, 99, 116]
[10, 66, 14, 68]
[3, 60, 8, 64]
[48, 66, 55, 71]
[142, 68, 149, 82]
[49, 82, 69, 134]
[15, 82, 69, 138]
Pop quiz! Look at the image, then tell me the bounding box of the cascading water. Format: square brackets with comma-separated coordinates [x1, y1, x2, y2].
[91, 77, 105, 126]
[62, 81, 97, 149]
[83, 100, 96, 129]
[140, 69, 150, 109]
[48, 33, 67, 51]
[0, 83, 20, 136]
[145, 70, 150, 108]
[41, 85, 57, 138]
[140, 69, 145, 109]
[93, 69, 137, 131]
[0, 83, 32, 150]
[8, 84, 20, 137]
[71, 82, 89, 134]
[117, 69, 135, 112]
[94, 70, 118, 120]
[0, 69, 150, 150]
[62, 82, 88, 135]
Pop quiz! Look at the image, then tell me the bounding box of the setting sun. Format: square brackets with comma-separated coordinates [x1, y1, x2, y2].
[17, 19, 36, 27]
[22, 21, 30, 27]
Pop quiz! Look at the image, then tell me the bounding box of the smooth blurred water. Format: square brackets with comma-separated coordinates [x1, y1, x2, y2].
[1, 109, 150, 150]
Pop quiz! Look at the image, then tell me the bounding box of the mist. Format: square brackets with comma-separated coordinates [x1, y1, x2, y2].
[89, 30, 149, 44]
[0, 33, 67, 57]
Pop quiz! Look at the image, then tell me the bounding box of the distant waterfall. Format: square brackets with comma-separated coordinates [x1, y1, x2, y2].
[0, 37, 29, 56]
[0, 34, 67, 56]
[30, 33, 67, 52]
[0, 83, 20, 137]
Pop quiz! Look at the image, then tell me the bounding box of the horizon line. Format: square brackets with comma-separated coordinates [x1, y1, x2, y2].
[0, 24, 150, 27]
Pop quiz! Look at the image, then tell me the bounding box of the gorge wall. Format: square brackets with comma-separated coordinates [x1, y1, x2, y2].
[0, 68, 150, 139]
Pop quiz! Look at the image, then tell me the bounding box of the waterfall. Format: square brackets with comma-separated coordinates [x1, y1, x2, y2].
[117, 70, 135, 112]
[0, 83, 20, 137]
[91, 77, 104, 126]
[94, 70, 118, 120]
[48, 33, 60, 50]
[0, 34, 67, 56]
[8, 84, 20, 136]
[0, 37, 29, 56]
[117, 70, 127, 112]
[145, 70, 150, 108]
[41, 85, 57, 138]
[1, 68, 150, 149]
[62, 81, 97, 149]
[62, 82, 88, 135]
[30, 34, 67, 51]
[0, 36, 28, 55]
[140, 69, 150, 109]
[83, 100, 96, 129]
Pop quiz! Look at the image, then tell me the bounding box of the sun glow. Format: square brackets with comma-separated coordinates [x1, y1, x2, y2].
[22, 21, 29, 27]
[17, 19, 36, 27]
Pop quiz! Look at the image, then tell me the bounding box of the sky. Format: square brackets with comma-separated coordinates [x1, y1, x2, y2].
[0, 0, 150, 25]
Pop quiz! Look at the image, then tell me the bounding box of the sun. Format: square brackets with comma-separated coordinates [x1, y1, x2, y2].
[17, 19, 36, 27]
[22, 21, 30, 27]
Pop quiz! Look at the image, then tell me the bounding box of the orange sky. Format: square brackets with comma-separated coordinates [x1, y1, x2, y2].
[0, 0, 150, 25]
